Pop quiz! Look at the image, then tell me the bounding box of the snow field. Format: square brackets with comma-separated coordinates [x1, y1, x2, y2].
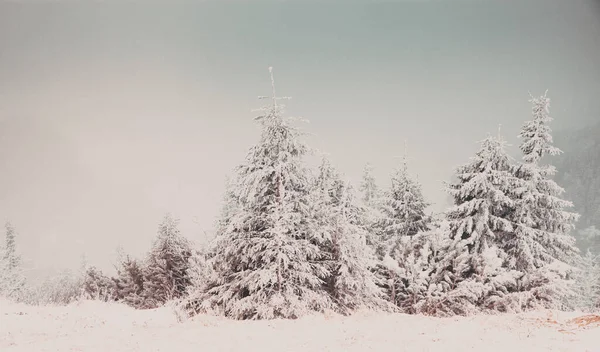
[1, 299, 599, 352]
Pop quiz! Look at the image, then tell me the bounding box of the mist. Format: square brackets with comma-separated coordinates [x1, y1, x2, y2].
[1, 1, 599, 276]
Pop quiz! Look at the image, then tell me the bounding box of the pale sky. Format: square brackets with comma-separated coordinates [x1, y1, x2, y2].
[1, 1, 599, 276]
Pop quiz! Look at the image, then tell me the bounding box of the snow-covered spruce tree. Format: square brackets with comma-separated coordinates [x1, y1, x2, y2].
[431, 133, 523, 316]
[201, 68, 332, 320]
[216, 176, 239, 237]
[142, 213, 193, 309]
[114, 255, 145, 308]
[182, 180, 234, 315]
[0, 222, 26, 300]
[402, 219, 454, 315]
[83, 266, 117, 302]
[359, 163, 380, 207]
[376, 155, 432, 254]
[182, 247, 212, 315]
[504, 92, 580, 308]
[312, 158, 392, 314]
[572, 250, 600, 312]
[372, 153, 432, 307]
[358, 163, 383, 249]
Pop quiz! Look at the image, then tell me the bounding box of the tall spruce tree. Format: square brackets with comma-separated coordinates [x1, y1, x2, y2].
[202, 68, 332, 320]
[504, 92, 580, 308]
[142, 213, 192, 308]
[572, 250, 600, 312]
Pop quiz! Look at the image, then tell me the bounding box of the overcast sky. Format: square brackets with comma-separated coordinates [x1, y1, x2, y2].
[1, 1, 599, 275]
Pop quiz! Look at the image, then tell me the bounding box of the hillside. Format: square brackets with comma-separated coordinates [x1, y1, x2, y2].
[552, 121, 600, 254]
[553, 121, 600, 229]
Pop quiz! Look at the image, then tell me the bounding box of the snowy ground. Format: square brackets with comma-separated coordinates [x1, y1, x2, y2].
[1, 299, 599, 352]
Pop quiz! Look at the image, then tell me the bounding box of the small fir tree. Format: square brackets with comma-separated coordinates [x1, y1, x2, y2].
[114, 255, 145, 308]
[142, 213, 193, 308]
[312, 158, 392, 314]
[572, 250, 600, 312]
[0, 222, 26, 300]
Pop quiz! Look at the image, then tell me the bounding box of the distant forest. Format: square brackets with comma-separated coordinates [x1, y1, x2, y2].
[554, 121, 600, 253]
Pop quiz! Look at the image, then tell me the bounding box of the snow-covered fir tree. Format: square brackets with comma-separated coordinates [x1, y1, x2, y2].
[445, 134, 514, 254]
[215, 176, 240, 239]
[4, 222, 20, 270]
[182, 247, 212, 315]
[395, 220, 448, 314]
[312, 158, 392, 314]
[432, 132, 523, 315]
[114, 255, 145, 308]
[83, 266, 117, 302]
[572, 250, 600, 312]
[142, 213, 193, 308]
[376, 153, 432, 255]
[504, 92, 580, 308]
[359, 163, 380, 206]
[0, 222, 26, 300]
[371, 151, 432, 306]
[201, 68, 332, 319]
[358, 163, 383, 248]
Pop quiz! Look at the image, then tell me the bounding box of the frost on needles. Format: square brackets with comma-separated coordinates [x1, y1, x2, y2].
[0, 222, 26, 300]
[199, 68, 334, 320]
[429, 93, 581, 315]
[5, 67, 592, 319]
[311, 158, 394, 314]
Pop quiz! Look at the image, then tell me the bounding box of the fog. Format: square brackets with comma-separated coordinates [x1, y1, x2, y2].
[1, 1, 599, 276]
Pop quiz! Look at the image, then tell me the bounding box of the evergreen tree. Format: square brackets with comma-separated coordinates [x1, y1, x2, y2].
[377, 154, 432, 255]
[358, 163, 383, 249]
[372, 152, 433, 306]
[4, 222, 19, 270]
[445, 134, 514, 254]
[504, 92, 580, 308]
[432, 133, 522, 315]
[183, 247, 212, 315]
[83, 266, 117, 302]
[396, 220, 448, 314]
[202, 68, 332, 320]
[0, 222, 26, 300]
[215, 176, 240, 239]
[312, 158, 391, 314]
[572, 250, 600, 312]
[359, 163, 380, 206]
[142, 213, 193, 308]
[114, 255, 145, 308]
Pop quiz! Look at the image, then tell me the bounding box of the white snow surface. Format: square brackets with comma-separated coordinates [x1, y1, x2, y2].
[1, 299, 599, 352]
